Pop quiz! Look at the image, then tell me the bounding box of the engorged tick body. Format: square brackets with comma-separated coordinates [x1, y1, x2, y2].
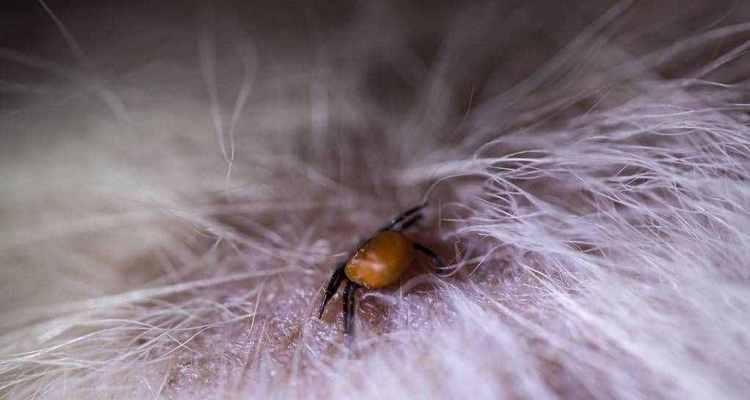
[345, 230, 414, 289]
[317, 203, 446, 340]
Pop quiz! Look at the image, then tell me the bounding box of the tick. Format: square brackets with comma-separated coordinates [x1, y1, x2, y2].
[317, 203, 447, 340]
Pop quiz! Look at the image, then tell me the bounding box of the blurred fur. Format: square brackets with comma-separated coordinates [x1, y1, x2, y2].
[2, 1, 750, 399]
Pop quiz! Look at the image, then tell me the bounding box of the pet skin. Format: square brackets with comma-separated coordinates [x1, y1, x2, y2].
[1, 1, 750, 399]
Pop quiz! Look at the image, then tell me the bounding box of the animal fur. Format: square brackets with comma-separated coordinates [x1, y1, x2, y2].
[1, 1, 750, 399]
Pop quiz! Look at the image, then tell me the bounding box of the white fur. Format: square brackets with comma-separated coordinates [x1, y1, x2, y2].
[1, 2, 750, 399]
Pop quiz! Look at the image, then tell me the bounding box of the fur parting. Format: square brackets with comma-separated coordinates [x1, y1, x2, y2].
[1, 1, 750, 399]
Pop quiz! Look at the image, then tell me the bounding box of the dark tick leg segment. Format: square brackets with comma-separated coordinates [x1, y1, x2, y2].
[396, 213, 423, 231]
[318, 262, 346, 318]
[343, 281, 359, 340]
[379, 203, 427, 232]
[414, 242, 449, 276]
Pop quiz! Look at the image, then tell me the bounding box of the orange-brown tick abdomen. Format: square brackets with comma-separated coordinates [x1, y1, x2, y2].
[344, 230, 414, 289]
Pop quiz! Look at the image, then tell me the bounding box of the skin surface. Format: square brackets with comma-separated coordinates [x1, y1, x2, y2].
[344, 231, 414, 289]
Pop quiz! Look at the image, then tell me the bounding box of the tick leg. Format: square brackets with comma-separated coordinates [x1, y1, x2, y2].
[343, 280, 359, 340]
[395, 213, 423, 231]
[318, 262, 346, 318]
[379, 202, 427, 231]
[413, 242, 449, 276]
